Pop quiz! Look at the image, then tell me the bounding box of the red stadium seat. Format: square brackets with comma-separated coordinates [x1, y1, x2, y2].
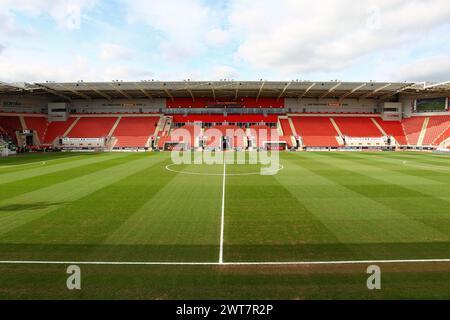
[402, 117, 426, 146]
[113, 116, 159, 148]
[67, 117, 117, 138]
[423, 116, 450, 146]
[333, 117, 382, 137]
[0, 116, 22, 143]
[291, 117, 340, 147]
[374, 118, 407, 145]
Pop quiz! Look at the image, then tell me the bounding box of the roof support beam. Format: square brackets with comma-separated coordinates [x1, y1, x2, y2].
[423, 80, 450, 89]
[360, 83, 392, 99]
[210, 83, 216, 100]
[319, 82, 342, 99]
[277, 82, 292, 100]
[234, 82, 240, 100]
[162, 84, 174, 101]
[185, 83, 195, 102]
[93, 89, 113, 101]
[256, 81, 265, 101]
[134, 82, 153, 100]
[298, 82, 316, 100]
[379, 83, 415, 100]
[35, 84, 73, 102]
[57, 84, 92, 100]
[82, 83, 112, 101]
[0, 81, 27, 91]
[339, 83, 366, 101]
[109, 83, 132, 99]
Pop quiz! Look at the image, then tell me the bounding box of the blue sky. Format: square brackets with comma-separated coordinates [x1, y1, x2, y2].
[0, 0, 449, 83]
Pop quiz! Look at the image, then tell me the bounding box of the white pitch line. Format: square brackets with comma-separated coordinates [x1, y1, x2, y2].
[165, 163, 284, 176]
[219, 159, 226, 264]
[0, 259, 449, 266]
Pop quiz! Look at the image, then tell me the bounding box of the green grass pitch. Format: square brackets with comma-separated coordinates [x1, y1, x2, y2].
[0, 151, 449, 299]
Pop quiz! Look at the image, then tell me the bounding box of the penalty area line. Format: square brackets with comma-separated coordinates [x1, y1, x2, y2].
[0, 259, 449, 266]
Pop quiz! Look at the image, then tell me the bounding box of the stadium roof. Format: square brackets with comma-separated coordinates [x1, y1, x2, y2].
[0, 80, 449, 102]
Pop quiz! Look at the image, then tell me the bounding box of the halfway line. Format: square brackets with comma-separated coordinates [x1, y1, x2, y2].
[219, 159, 226, 264]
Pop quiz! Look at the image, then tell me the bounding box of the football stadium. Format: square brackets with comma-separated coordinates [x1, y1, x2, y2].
[0, 80, 449, 300]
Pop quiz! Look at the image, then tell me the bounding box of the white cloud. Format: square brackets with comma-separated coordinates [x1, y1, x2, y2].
[0, 0, 98, 31]
[100, 43, 132, 60]
[228, 0, 450, 76]
[389, 54, 450, 82]
[104, 65, 154, 81]
[125, 0, 220, 60]
[205, 28, 230, 47]
[213, 66, 239, 80]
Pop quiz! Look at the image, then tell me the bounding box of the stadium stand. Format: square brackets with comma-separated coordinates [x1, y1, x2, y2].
[172, 114, 278, 124]
[67, 117, 117, 138]
[0, 116, 22, 143]
[3, 112, 450, 150]
[402, 117, 426, 146]
[373, 118, 407, 145]
[291, 117, 340, 147]
[24, 116, 48, 144]
[204, 125, 245, 148]
[167, 98, 284, 109]
[43, 118, 77, 145]
[279, 118, 294, 137]
[157, 125, 201, 149]
[333, 117, 382, 137]
[434, 124, 450, 146]
[112, 116, 159, 148]
[423, 116, 450, 146]
[249, 125, 277, 148]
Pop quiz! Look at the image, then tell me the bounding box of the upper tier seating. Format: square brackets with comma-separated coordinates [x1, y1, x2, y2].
[0, 116, 22, 143]
[43, 118, 77, 145]
[373, 118, 407, 145]
[401, 117, 425, 146]
[67, 117, 117, 138]
[172, 114, 278, 123]
[112, 116, 159, 148]
[24, 116, 48, 144]
[291, 117, 340, 147]
[333, 117, 382, 137]
[423, 116, 450, 146]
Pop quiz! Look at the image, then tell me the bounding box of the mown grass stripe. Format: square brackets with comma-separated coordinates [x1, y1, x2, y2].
[0, 153, 147, 202]
[300, 153, 450, 237]
[279, 154, 446, 245]
[0, 153, 168, 236]
[0, 152, 131, 185]
[101, 162, 223, 262]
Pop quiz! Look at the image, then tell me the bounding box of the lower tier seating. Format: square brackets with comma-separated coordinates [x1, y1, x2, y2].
[280, 118, 293, 136]
[113, 116, 159, 148]
[0, 116, 22, 143]
[423, 116, 450, 146]
[24, 116, 48, 144]
[401, 117, 425, 146]
[67, 117, 117, 138]
[43, 118, 77, 145]
[291, 117, 340, 147]
[333, 117, 382, 137]
[373, 118, 407, 145]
